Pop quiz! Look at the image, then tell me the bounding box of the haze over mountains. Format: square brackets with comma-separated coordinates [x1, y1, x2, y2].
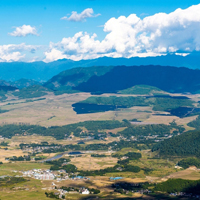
[1, 52, 200, 82]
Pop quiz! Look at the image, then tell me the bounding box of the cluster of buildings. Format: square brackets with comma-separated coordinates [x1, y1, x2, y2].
[55, 187, 90, 197]
[22, 169, 67, 180]
[21, 169, 89, 182]
[22, 145, 62, 153]
[23, 169, 54, 180]
[118, 134, 173, 143]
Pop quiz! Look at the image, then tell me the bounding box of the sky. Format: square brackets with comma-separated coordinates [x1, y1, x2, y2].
[0, 0, 200, 62]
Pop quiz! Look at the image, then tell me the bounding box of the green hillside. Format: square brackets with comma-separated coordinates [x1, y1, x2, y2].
[80, 96, 149, 107]
[44, 66, 114, 91]
[118, 85, 164, 95]
[13, 85, 52, 99]
[11, 78, 42, 89]
[152, 130, 200, 157]
[73, 95, 193, 114]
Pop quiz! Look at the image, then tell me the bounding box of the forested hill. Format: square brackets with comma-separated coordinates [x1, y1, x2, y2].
[3, 64, 200, 94]
[151, 130, 200, 157]
[43, 66, 114, 91]
[57, 65, 200, 94]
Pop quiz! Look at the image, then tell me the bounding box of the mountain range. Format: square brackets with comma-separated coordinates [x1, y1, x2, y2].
[1, 52, 200, 96]
[1, 52, 200, 82]
[45, 65, 200, 94]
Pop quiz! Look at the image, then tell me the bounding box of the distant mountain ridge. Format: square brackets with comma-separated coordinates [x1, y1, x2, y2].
[43, 66, 114, 91]
[45, 65, 200, 94]
[10, 79, 42, 89]
[75, 65, 200, 93]
[1, 52, 200, 81]
[2, 64, 200, 96]
[0, 78, 42, 90]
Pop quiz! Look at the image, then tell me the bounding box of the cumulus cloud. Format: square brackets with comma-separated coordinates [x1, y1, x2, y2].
[45, 4, 200, 62]
[0, 43, 40, 62]
[61, 8, 100, 22]
[44, 48, 67, 62]
[9, 25, 38, 37]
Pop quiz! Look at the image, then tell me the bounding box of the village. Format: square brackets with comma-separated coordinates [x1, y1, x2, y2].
[19, 168, 92, 198]
[21, 168, 89, 181]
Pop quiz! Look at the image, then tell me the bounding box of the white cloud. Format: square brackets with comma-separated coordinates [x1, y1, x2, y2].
[61, 8, 100, 22]
[9, 25, 38, 37]
[44, 4, 200, 62]
[175, 53, 190, 57]
[44, 48, 67, 63]
[0, 43, 40, 62]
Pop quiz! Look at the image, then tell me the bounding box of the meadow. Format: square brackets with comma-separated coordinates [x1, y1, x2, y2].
[0, 92, 199, 127]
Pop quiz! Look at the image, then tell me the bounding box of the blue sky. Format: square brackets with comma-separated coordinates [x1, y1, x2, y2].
[0, 0, 200, 62]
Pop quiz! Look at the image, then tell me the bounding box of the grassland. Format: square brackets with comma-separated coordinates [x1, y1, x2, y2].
[70, 154, 118, 170]
[166, 167, 200, 180]
[0, 92, 198, 127]
[0, 149, 26, 163]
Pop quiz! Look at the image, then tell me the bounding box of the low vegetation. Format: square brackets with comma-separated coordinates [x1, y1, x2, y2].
[0, 176, 27, 187]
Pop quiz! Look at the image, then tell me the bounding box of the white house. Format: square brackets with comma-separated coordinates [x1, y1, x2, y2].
[82, 189, 90, 194]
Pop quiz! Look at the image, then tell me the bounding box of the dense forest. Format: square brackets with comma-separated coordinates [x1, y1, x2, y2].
[187, 115, 200, 130]
[73, 95, 193, 114]
[0, 120, 126, 140]
[152, 130, 200, 157]
[46, 158, 77, 173]
[74, 65, 200, 94]
[119, 123, 184, 138]
[178, 158, 200, 169]
[154, 179, 200, 194]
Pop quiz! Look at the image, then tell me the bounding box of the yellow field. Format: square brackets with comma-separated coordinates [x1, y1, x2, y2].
[166, 167, 200, 180]
[70, 154, 118, 170]
[0, 149, 27, 162]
